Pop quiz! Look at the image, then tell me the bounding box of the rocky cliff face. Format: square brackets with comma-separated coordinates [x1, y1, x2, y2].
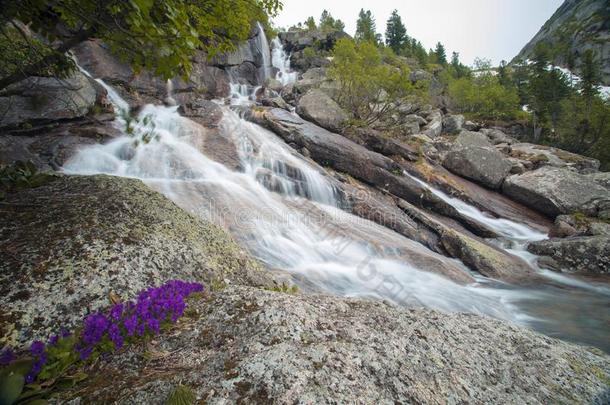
[514, 0, 610, 85]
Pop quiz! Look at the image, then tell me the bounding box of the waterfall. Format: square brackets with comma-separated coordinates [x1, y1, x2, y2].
[255, 22, 272, 82]
[271, 37, 298, 86]
[63, 73, 610, 351]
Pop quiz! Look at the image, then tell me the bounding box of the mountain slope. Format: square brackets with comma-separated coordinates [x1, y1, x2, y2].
[514, 0, 610, 85]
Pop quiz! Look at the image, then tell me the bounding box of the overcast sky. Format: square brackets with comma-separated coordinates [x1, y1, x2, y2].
[272, 0, 563, 66]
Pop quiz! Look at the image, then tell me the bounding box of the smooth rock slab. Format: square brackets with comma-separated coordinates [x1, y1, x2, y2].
[60, 286, 610, 404]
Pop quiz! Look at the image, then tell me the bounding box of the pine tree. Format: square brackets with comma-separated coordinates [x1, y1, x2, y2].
[355, 9, 379, 44]
[320, 10, 345, 32]
[434, 42, 447, 65]
[497, 60, 511, 87]
[305, 16, 316, 31]
[580, 49, 601, 103]
[385, 10, 407, 54]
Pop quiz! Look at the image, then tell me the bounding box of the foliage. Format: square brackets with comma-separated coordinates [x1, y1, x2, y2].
[449, 52, 470, 79]
[319, 10, 345, 32]
[0, 0, 283, 89]
[355, 9, 381, 45]
[329, 38, 423, 126]
[305, 16, 317, 31]
[556, 94, 610, 169]
[267, 282, 299, 294]
[434, 42, 447, 65]
[447, 70, 523, 121]
[0, 160, 56, 199]
[0, 280, 204, 404]
[385, 10, 407, 54]
[166, 385, 197, 405]
[0, 24, 75, 81]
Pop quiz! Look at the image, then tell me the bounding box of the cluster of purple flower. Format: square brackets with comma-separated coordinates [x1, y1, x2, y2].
[1, 280, 203, 384]
[77, 280, 203, 360]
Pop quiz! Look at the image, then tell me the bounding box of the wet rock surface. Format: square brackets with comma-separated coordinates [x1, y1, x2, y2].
[60, 286, 610, 404]
[528, 236, 610, 275]
[0, 175, 270, 346]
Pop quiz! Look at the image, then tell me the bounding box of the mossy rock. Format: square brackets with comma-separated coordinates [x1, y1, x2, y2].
[0, 174, 271, 346]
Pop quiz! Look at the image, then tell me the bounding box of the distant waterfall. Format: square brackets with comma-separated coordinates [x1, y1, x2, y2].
[271, 37, 298, 85]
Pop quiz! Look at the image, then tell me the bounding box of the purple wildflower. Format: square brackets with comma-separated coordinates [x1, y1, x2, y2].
[124, 314, 138, 336]
[82, 313, 110, 346]
[108, 324, 123, 349]
[0, 347, 15, 365]
[60, 328, 71, 338]
[110, 303, 124, 321]
[48, 334, 59, 346]
[30, 341, 45, 356]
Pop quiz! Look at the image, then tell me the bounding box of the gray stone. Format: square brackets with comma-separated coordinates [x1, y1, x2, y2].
[443, 147, 512, 189]
[587, 171, 610, 190]
[422, 110, 442, 138]
[480, 128, 517, 145]
[502, 167, 610, 218]
[528, 236, 610, 275]
[296, 89, 349, 133]
[64, 285, 610, 404]
[261, 96, 290, 110]
[442, 114, 465, 134]
[455, 130, 493, 148]
[0, 72, 97, 128]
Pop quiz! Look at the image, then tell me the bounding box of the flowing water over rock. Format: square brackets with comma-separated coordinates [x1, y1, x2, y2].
[66, 43, 610, 352]
[406, 172, 610, 350]
[271, 37, 298, 86]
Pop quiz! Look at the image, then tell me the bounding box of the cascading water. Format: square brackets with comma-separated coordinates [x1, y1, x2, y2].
[67, 57, 610, 351]
[256, 22, 272, 82]
[271, 37, 298, 86]
[405, 171, 610, 350]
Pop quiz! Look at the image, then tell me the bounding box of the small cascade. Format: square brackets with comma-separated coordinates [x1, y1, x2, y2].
[271, 37, 298, 86]
[255, 22, 272, 82]
[164, 79, 177, 106]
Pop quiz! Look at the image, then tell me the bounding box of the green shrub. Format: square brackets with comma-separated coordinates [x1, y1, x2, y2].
[329, 38, 426, 126]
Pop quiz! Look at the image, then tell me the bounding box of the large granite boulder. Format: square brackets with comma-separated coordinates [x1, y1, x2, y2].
[443, 146, 512, 189]
[454, 130, 493, 148]
[528, 236, 610, 275]
[0, 175, 269, 346]
[442, 114, 465, 134]
[0, 72, 98, 128]
[502, 166, 610, 218]
[296, 89, 348, 133]
[422, 110, 443, 138]
[61, 285, 610, 404]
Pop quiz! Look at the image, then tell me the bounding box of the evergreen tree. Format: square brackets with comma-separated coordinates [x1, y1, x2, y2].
[579, 49, 601, 103]
[305, 16, 317, 31]
[434, 42, 447, 65]
[385, 10, 407, 54]
[450, 52, 469, 78]
[497, 60, 511, 88]
[355, 9, 380, 44]
[320, 10, 345, 32]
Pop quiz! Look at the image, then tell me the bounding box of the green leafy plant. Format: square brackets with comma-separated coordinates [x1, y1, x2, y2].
[165, 385, 197, 405]
[0, 161, 56, 197]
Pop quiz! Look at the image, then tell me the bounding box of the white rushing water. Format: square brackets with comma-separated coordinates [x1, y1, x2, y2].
[64, 91, 533, 322]
[271, 37, 298, 86]
[67, 39, 610, 351]
[256, 22, 272, 82]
